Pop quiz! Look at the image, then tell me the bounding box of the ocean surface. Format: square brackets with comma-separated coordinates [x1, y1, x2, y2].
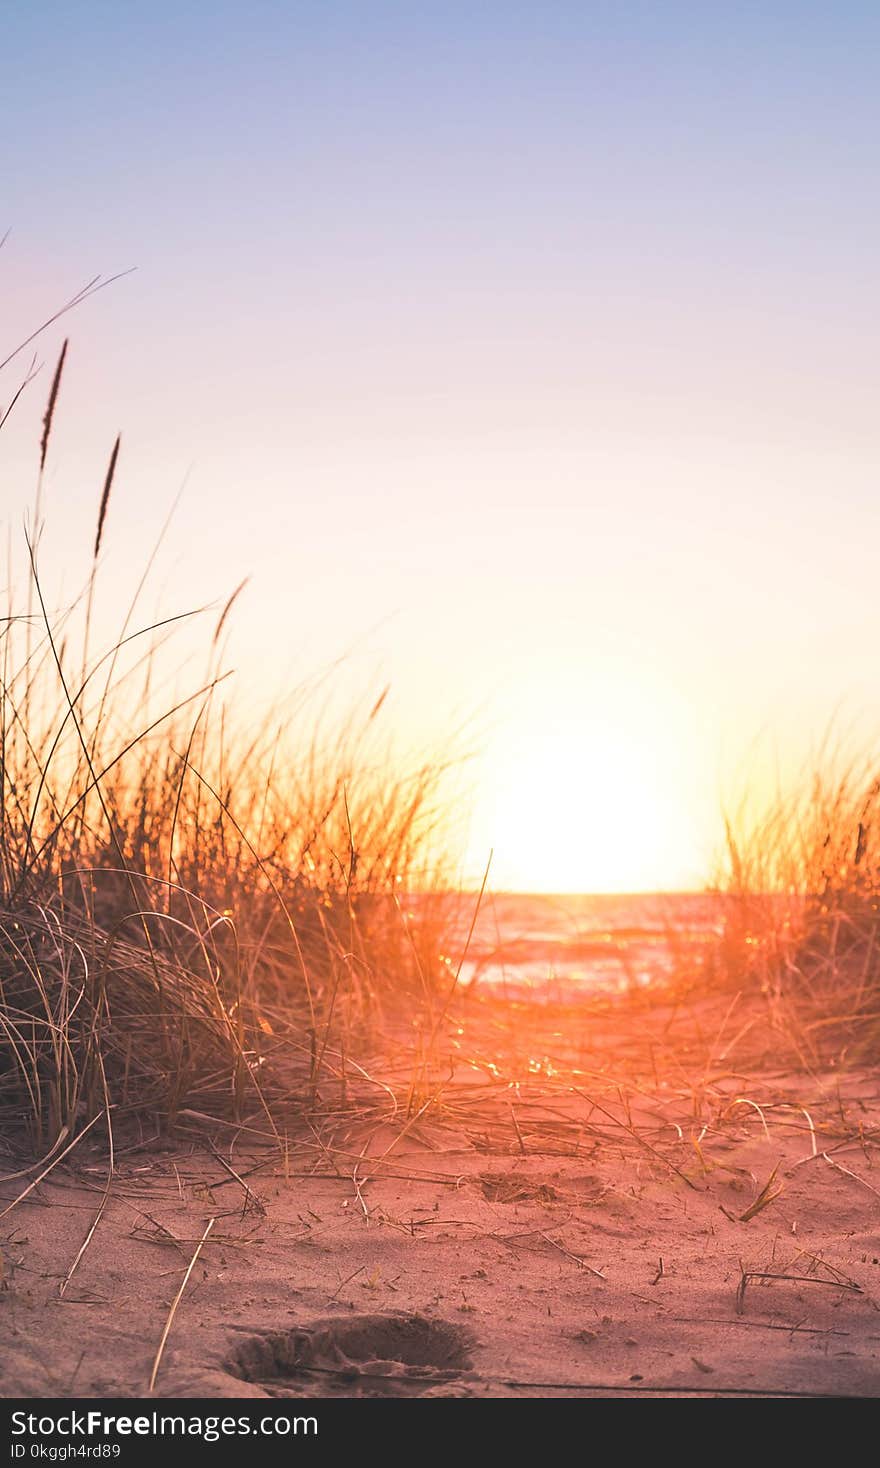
[448, 891, 723, 995]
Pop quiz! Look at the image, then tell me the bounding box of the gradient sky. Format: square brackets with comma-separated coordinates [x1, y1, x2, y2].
[3, 3, 880, 890]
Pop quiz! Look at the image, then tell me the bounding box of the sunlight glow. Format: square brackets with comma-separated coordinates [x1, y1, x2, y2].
[467, 679, 700, 893]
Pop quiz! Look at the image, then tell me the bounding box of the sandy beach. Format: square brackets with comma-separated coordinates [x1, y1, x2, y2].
[3, 988, 878, 1401]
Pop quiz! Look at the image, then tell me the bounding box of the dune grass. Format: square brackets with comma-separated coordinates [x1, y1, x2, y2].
[2, 300, 878, 1179]
[1, 343, 459, 1156]
[712, 754, 880, 1067]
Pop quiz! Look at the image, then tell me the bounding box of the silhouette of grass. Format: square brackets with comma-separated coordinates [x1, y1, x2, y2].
[1, 330, 456, 1154]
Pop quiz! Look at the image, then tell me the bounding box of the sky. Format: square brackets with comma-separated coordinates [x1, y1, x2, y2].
[3, 3, 880, 891]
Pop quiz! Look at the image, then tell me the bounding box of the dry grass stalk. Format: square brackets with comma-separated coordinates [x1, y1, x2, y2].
[93, 435, 120, 560]
[148, 1216, 215, 1393]
[39, 337, 68, 472]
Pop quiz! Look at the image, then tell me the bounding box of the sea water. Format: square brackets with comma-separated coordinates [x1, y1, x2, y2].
[447, 891, 724, 995]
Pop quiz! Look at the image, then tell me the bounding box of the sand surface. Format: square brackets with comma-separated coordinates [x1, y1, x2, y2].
[2, 995, 879, 1400]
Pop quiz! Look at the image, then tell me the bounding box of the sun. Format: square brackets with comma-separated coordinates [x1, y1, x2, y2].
[466, 681, 699, 893]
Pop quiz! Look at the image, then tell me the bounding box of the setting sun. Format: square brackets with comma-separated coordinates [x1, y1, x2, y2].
[466, 677, 700, 892]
